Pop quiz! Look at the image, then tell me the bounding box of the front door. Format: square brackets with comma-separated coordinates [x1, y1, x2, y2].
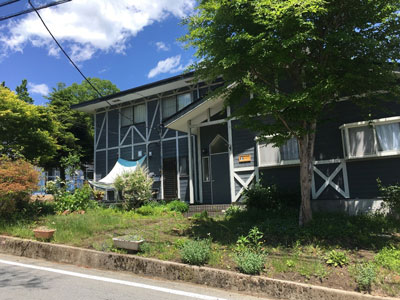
[163, 158, 177, 199]
[209, 135, 231, 204]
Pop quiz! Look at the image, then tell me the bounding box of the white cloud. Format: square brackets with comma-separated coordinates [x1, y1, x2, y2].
[0, 0, 195, 62]
[147, 55, 192, 78]
[28, 83, 50, 96]
[155, 41, 170, 51]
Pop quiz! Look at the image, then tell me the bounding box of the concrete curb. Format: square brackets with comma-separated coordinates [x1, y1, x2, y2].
[0, 235, 397, 300]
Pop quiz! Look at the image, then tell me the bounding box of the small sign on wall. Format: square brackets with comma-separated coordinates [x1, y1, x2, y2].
[238, 154, 251, 163]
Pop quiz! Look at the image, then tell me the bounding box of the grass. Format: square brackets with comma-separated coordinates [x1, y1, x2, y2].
[1, 203, 399, 296]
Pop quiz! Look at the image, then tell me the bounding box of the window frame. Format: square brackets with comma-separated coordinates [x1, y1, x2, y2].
[162, 92, 192, 120]
[340, 116, 400, 159]
[120, 103, 146, 127]
[202, 156, 210, 182]
[256, 136, 300, 168]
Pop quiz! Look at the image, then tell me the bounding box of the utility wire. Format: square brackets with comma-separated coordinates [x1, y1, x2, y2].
[0, 0, 71, 21]
[27, 0, 108, 102]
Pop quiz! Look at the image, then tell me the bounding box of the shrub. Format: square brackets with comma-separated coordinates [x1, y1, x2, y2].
[377, 179, 400, 215]
[235, 226, 264, 253]
[224, 205, 244, 218]
[242, 182, 281, 211]
[114, 166, 153, 210]
[374, 246, 400, 273]
[354, 263, 376, 292]
[180, 239, 211, 265]
[325, 250, 349, 267]
[235, 251, 265, 275]
[166, 200, 189, 213]
[0, 156, 39, 216]
[55, 184, 97, 212]
[136, 204, 167, 216]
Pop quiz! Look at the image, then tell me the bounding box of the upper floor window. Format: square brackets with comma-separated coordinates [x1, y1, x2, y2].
[162, 92, 192, 119]
[340, 116, 400, 159]
[121, 103, 146, 126]
[258, 137, 299, 166]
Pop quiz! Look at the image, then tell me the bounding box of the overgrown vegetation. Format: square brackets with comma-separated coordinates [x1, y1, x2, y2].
[1, 194, 400, 296]
[377, 179, 400, 216]
[114, 166, 153, 210]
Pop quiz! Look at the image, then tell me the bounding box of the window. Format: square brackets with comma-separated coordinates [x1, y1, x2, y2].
[179, 156, 188, 176]
[210, 135, 228, 154]
[341, 116, 400, 159]
[202, 157, 210, 182]
[258, 137, 299, 166]
[162, 92, 192, 119]
[121, 106, 133, 127]
[134, 103, 146, 123]
[121, 104, 146, 126]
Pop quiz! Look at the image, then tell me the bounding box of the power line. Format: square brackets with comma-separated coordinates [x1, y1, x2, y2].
[27, 0, 108, 101]
[0, 0, 71, 21]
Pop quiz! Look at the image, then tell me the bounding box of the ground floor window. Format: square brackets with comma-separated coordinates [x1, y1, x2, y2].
[340, 116, 400, 159]
[258, 137, 299, 167]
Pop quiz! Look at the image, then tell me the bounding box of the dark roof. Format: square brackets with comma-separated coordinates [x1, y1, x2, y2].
[71, 71, 195, 110]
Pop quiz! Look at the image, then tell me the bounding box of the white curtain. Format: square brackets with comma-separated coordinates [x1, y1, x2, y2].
[121, 106, 133, 126]
[259, 142, 280, 165]
[376, 123, 400, 151]
[349, 126, 375, 157]
[177, 93, 192, 111]
[162, 96, 176, 118]
[134, 104, 146, 123]
[280, 137, 299, 160]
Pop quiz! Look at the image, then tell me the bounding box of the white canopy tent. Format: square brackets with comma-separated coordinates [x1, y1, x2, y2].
[89, 156, 146, 201]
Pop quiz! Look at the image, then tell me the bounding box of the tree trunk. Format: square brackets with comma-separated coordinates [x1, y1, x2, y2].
[298, 121, 317, 226]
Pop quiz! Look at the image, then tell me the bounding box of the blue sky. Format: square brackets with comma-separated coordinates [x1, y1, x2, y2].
[0, 0, 196, 105]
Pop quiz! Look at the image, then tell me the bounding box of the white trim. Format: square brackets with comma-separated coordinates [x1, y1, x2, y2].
[118, 107, 121, 158]
[133, 125, 146, 142]
[234, 172, 255, 202]
[120, 127, 132, 146]
[95, 113, 106, 148]
[147, 101, 160, 140]
[312, 161, 350, 199]
[190, 118, 228, 128]
[93, 114, 97, 181]
[175, 131, 181, 200]
[339, 116, 400, 129]
[209, 134, 229, 154]
[227, 106, 235, 203]
[187, 121, 194, 204]
[197, 128, 203, 203]
[234, 166, 255, 172]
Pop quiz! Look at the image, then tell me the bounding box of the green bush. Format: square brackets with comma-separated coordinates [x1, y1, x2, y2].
[166, 200, 189, 213]
[114, 166, 153, 210]
[180, 239, 211, 265]
[55, 184, 97, 212]
[354, 263, 376, 292]
[242, 182, 281, 211]
[235, 251, 265, 275]
[224, 205, 244, 218]
[377, 179, 400, 215]
[374, 246, 400, 273]
[235, 226, 264, 253]
[324, 250, 349, 267]
[136, 204, 167, 216]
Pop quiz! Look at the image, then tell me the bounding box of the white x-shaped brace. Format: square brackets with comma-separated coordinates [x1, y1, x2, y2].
[234, 172, 255, 202]
[311, 161, 350, 199]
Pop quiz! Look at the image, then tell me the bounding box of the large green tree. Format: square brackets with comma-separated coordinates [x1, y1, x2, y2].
[46, 78, 119, 178]
[183, 0, 400, 225]
[0, 86, 58, 165]
[15, 79, 34, 104]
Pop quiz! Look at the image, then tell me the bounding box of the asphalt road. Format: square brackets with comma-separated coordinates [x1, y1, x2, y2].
[0, 254, 268, 300]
